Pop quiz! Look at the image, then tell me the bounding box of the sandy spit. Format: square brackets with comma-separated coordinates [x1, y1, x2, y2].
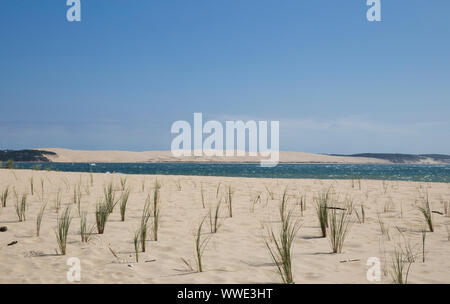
[37, 148, 389, 164]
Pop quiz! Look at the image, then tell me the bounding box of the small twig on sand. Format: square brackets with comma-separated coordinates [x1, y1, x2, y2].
[339, 258, 360, 263]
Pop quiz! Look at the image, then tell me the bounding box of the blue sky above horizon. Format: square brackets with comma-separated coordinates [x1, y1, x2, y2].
[1, 1, 449, 154]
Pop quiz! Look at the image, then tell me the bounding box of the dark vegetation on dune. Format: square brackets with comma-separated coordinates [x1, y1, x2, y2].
[0, 150, 56, 162]
[331, 153, 450, 164]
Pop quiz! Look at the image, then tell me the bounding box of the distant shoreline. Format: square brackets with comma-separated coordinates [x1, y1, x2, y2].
[2, 148, 450, 165]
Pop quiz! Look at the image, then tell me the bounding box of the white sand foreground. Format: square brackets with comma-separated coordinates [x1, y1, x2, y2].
[0, 169, 449, 283]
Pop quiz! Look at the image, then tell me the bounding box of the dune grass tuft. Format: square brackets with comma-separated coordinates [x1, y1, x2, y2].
[327, 209, 352, 253]
[36, 202, 47, 237]
[133, 229, 140, 262]
[265, 185, 275, 200]
[395, 227, 417, 263]
[377, 213, 390, 241]
[250, 193, 261, 213]
[382, 180, 389, 194]
[39, 178, 45, 201]
[417, 194, 433, 232]
[297, 193, 306, 216]
[139, 197, 152, 252]
[120, 177, 127, 191]
[104, 182, 117, 214]
[390, 246, 413, 284]
[383, 198, 395, 213]
[200, 183, 206, 209]
[176, 179, 182, 191]
[195, 217, 211, 272]
[265, 209, 301, 284]
[354, 203, 365, 224]
[1, 186, 9, 207]
[83, 184, 90, 195]
[14, 192, 27, 222]
[314, 189, 331, 237]
[95, 200, 110, 234]
[216, 182, 222, 198]
[279, 188, 289, 223]
[80, 211, 95, 242]
[29, 177, 34, 196]
[209, 199, 222, 233]
[352, 176, 361, 190]
[225, 185, 233, 218]
[56, 206, 72, 255]
[344, 195, 354, 215]
[89, 170, 94, 186]
[54, 188, 62, 214]
[73, 186, 82, 216]
[120, 187, 131, 222]
[421, 229, 427, 263]
[151, 207, 161, 241]
[150, 180, 161, 241]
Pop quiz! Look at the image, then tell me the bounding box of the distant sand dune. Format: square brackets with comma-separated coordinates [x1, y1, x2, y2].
[37, 148, 389, 164]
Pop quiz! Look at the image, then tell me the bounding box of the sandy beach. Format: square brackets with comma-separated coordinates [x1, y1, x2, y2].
[0, 168, 449, 284]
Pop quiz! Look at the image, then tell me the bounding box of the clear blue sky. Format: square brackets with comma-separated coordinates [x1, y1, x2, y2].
[1, 1, 449, 154]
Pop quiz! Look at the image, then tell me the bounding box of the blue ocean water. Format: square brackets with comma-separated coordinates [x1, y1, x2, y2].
[12, 162, 450, 183]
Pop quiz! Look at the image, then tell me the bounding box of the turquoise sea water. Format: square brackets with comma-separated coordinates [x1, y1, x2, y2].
[12, 162, 450, 183]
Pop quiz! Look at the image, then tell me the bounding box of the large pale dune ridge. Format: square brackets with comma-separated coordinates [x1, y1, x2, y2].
[0, 169, 449, 283]
[38, 148, 389, 164]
